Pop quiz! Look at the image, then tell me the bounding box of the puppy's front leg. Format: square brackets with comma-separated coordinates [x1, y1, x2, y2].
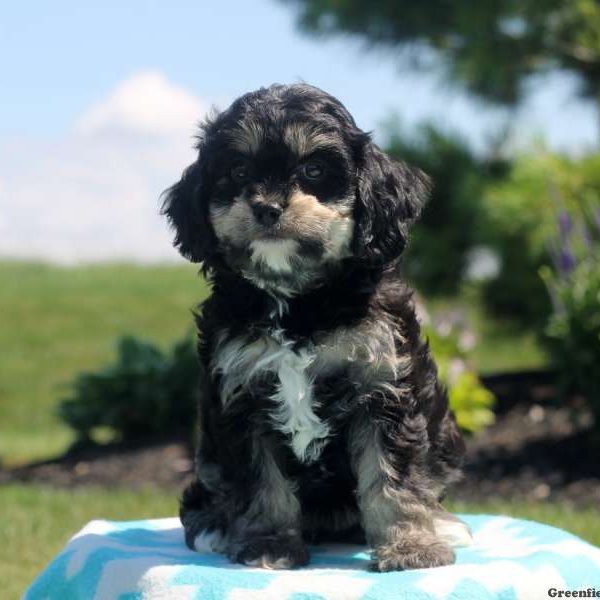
[351, 418, 455, 572]
[226, 437, 309, 569]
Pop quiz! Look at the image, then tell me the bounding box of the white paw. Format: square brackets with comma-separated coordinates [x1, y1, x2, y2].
[193, 530, 225, 553]
[433, 514, 473, 547]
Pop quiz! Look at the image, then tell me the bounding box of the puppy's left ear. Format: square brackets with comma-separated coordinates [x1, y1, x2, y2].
[161, 160, 214, 264]
[353, 141, 431, 264]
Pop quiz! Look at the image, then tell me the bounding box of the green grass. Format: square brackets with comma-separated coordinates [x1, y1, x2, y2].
[1, 484, 178, 600]
[0, 261, 548, 464]
[0, 261, 209, 464]
[0, 262, 590, 598]
[447, 499, 600, 546]
[3, 484, 598, 600]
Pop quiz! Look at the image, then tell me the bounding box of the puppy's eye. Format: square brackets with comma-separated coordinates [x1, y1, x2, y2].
[300, 162, 325, 181]
[231, 163, 250, 184]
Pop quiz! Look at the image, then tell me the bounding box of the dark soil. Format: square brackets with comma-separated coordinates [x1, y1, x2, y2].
[454, 401, 599, 506]
[2, 370, 599, 506]
[453, 369, 600, 506]
[0, 435, 195, 491]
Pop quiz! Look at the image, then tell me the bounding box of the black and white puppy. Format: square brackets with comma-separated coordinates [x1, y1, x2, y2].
[162, 83, 471, 572]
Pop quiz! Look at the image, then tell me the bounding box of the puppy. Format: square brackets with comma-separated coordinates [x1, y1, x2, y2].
[162, 83, 471, 571]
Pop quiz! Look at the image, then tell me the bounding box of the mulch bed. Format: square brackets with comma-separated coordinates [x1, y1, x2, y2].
[2, 370, 599, 506]
[0, 435, 195, 491]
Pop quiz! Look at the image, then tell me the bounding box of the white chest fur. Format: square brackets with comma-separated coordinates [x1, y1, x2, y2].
[211, 330, 330, 462]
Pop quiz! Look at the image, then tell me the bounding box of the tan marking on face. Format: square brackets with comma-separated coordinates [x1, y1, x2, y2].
[282, 190, 354, 258]
[229, 121, 265, 154]
[283, 125, 338, 157]
[210, 189, 354, 273]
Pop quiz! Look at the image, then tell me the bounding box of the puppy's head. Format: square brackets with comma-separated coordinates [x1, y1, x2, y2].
[162, 84, 429, 295]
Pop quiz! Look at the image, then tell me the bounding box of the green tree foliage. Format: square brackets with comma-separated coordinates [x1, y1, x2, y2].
[285, 0, 600, 107]
[384, 121, 508, 294]
[424, 318, 495, 434]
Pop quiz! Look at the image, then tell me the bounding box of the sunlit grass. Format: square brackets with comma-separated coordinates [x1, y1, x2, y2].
[0, 261, 209, 464]
[1, 484, 178, 600]
[0, 262, 583, 600]
[0, 261, 549, 463]
[447, 499, 600, 547]
[3, 484, 598, 600]
[0, 260, 556, 597]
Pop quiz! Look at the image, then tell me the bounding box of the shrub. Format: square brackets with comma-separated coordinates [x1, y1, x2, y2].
[480, 151, 600, 326]
[542, 207, 600, 428]
[58, 335, 199, 441]
[59, 320, 494, 441]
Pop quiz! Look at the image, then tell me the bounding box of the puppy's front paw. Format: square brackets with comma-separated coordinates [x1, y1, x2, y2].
[229, 535, 310, 569]
[371, 540, 455, 572]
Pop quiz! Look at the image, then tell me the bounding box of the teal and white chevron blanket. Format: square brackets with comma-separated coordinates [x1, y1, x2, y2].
[25, 515, 600, 600]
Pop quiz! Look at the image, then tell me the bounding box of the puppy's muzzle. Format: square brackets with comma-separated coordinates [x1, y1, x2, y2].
[251, 201, 283, 227]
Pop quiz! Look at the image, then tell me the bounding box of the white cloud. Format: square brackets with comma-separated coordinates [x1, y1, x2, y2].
[0, 71, 212, 263]
[76, 70, 205, 137]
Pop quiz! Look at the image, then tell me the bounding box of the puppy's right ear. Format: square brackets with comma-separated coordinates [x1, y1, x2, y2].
[161, 160, 213, 263]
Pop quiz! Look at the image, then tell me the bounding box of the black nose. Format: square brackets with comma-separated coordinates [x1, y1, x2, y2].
[251, 202, 282, 226]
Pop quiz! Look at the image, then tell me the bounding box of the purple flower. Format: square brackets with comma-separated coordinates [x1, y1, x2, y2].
[558, 248, 576, 274]
[558, 211, 573, 241]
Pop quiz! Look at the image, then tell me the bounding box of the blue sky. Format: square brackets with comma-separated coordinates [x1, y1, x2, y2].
[0, 0, 598, 261]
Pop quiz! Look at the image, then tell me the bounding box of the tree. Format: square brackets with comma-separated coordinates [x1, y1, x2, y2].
[284, 0, 600, 109]
[383, 121, 508, 295]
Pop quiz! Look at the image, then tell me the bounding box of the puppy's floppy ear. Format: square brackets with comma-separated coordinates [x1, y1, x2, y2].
[161, 159, 214, 264]
[353, 141, 430, 264]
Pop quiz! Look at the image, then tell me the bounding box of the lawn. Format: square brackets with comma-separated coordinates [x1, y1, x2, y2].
[0, 261, 546, 465]
[4, 483, 600, 600]
[0, 261, 210, 464]
[2, 484, 178, 600]
[1, 261, 593, 599]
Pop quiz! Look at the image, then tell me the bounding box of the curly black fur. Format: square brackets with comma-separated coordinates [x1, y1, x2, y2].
[162, 83, 469, 571]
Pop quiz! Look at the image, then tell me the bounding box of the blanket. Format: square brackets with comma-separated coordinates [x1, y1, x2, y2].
[24, 514, 600, 600]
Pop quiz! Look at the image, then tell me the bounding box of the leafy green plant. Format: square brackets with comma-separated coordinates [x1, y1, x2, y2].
[58, 335, 199, 441]
[480, 151, 600, 326]
[448, 372, 496, 434]
[58, 315, 494, 441]
[421, 305, 495, 433]
[542, 206, 600, 430]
